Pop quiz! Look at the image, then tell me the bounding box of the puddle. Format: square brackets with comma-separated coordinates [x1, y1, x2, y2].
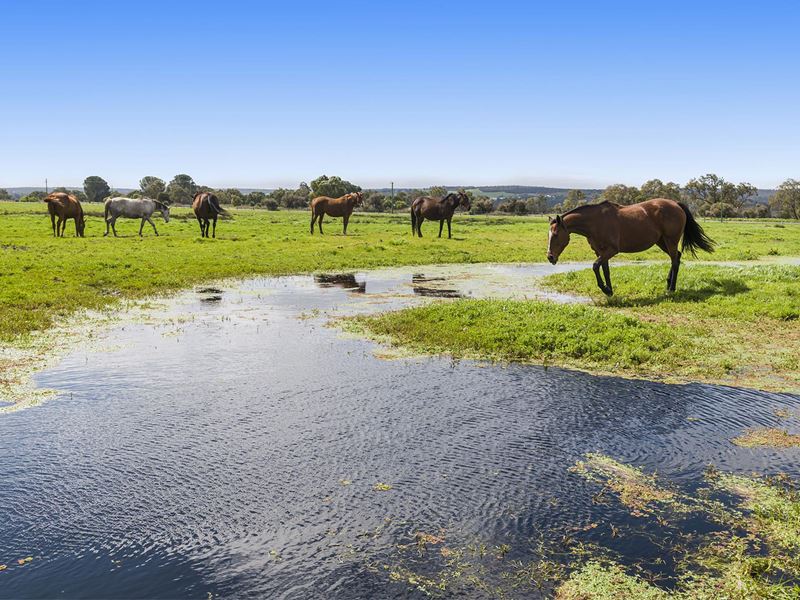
[1, 262, 798, 598]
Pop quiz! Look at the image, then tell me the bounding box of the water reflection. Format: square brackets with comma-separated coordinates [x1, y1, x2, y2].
[411, 274, 464, 298]
[313, 273, 366, 293]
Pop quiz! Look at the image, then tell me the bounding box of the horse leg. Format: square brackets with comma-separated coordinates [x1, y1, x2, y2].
[601, 260, 613, 296]
[74, 218, 80, 237]
[212, 216, 217, 238]
[51, 213, 57, 236]
[438, 220, 444, 238]
[310, 212, 317, 235]
[592, 257, 612, 296]
[343, 214, 349, 235]
[57, 217, 65, 237]
[104, 215, 110, 236]
[139, 218, 146, 237]
[148, 217, 159, 236]
[417, 217, 424, 238]
[447, 217, 452, 239]
[656, 239, 676, 291]
[318, 214, 324, 235]
[111, 217, 119, 237]
[196, 215, 204, 236]
[669, 251, 682, 292]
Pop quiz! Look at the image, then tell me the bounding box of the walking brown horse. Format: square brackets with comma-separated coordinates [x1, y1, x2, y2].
[309, 192, 363, 235]
[411, 191, 471, 238]
[43, 192, 85, 237]
[546, 198, 715, 296]
[192, 192, 226, 238]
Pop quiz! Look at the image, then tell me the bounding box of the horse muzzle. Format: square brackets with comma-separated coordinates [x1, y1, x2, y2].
[547, 254, 557, 265]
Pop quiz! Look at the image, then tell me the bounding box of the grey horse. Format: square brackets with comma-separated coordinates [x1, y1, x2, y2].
[104, 197, 170, 237]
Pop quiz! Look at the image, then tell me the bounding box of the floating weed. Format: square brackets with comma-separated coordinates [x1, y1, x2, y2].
[373, 482, 393, 492]
[773, 407, 792, 419]
[338, 478, 352, 486]
[569, 453, 680, 516]
[731, 427, 800, 448]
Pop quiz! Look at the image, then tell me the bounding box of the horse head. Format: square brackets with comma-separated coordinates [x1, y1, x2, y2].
[547, 215, 570, 264]
[350, 192, 364, 207]
[457, 190, 471, 212]
[155, 200, 171, 223]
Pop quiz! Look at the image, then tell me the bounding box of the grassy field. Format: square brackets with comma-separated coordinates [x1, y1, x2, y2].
[2, 201, 800, 392]
[353, 263, 800, 392]
[2, 200, 799, 344]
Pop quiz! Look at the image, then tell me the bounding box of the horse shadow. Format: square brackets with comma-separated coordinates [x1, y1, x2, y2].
[606, 277, 750, 308]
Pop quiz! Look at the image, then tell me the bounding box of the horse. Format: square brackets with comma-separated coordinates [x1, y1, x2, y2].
[104, 197, 170, 237]
[309, 192, 363, 235]
[410, 191, 471, 238]
[192, 192, 226, 238]
[546, 198, 715, 296]
[43, 192, 85, 237]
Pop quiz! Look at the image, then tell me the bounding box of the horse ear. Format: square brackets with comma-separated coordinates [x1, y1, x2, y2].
[556, 215, 563, 225]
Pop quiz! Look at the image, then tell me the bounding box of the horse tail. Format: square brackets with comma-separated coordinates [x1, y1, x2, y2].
[207, 194, 226, 215]
[410, 205, 416, 233]
[678, 202, 715, 257]
[104, 199, 110, 221]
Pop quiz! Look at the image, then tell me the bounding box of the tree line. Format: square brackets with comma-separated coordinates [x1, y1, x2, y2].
[4, 172, 799, 219]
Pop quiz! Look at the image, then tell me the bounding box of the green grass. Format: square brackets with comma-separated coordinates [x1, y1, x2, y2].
[1, 201, 799, 348]
[353, 264, 800, 391]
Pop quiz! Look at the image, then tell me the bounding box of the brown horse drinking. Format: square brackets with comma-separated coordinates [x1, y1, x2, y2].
[192, 192, 226, 238]
[43, 192, 85, 237]
[546, 198, 715, 295]
[309, 192, 363, 235]
[410, 191, 471, 238]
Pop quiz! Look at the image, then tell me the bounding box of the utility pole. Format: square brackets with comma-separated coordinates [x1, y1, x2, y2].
[45, 178, 48, 194]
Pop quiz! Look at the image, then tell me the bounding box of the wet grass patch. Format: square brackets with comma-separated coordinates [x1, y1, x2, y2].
[353, 264, 800, 391]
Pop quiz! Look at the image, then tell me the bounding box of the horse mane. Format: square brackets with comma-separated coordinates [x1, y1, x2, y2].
[561, 200, 614, 217]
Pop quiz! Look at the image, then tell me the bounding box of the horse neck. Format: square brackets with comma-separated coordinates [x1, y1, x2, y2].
[562, 207, 600, 237]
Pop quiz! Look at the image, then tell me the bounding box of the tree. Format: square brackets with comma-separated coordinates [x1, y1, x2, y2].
[310, 175, 360, 198]
[362, 191, 387, 212]
[139, 176, 166, 199]
[470, 197, 495, 214]
[166, 174, 197, 204]
[269, 184, 310, 209]
[497, 198, 528, 215]
[53, 187, 88, 202]
[525, 194, 548, 214]
[640, 179, 681, 201]
[427, 186, 448, 199]
[246, 191, 266, 206]
[263, 198, 279, 211]
[0, 188, 12, 200]
[83, 176, 111, 203]
[683, 174, 757, 216]
[20, 190, 47, 202]
[770, 179, 800, 219]
[215, 188, 244, 206]
[561, 189, 586, 211]
[599, 184, 640, 205]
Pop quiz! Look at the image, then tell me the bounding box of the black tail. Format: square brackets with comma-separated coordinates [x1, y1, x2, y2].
[678, 202, 715, 257]
[207, 194, 226, 215]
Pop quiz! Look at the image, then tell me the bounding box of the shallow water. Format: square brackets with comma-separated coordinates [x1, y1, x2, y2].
[1, 264, 799, 598]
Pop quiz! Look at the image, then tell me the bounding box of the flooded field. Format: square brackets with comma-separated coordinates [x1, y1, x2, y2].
[1, 265, 799, 598]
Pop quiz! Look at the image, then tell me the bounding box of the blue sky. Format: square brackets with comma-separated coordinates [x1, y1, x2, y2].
[2, 1, 798, 189]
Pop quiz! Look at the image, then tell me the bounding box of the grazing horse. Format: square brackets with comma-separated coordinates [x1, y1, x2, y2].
[310, 192, 363, 235]
[104, 197, 170, 237]
[43, 192, 85, 237]
[546, 198, 715, 296]
[411, 191, 471, 238]
[192, 192, 226, 238]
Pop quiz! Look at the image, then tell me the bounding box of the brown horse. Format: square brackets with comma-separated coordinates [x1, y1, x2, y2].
[310, 192, 363, 235]
[192, 192, 226, 238]
[411, 191, 471, 238]
[43, 192, 85, 237]
[546, 198, 715, 296]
